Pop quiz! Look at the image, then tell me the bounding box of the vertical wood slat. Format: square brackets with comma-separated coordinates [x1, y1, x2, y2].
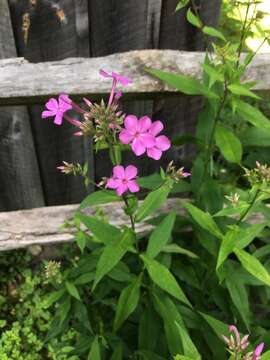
[0, 0, 44, 211]
[8, 0, 93, 206]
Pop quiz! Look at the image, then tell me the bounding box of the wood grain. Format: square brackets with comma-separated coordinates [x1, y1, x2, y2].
[0, 0, 44, 211]
[0, 198, 181, 251]
[0, 50, 269, 106]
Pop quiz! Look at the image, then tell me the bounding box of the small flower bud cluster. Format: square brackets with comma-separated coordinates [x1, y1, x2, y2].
[166, 161, 191, 182]
[44, 261, 62, 284]
[57, 161, 82, 175]
[225, 192, 240, 207]
[244, 161, 270, 186]
[222, 325, 264, 360]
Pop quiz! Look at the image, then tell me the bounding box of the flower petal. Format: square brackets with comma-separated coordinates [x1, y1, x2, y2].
[45, 98, 58, 111]
[155, 135, 171, 151]
[119, 129, 134, 144]
[59, 94, 72, 111]
[42, 110, 56, 118]
[131, 138, 146, 156]
[112, 72, 132, 86]
[99, 69, 111, 78]
[149, 120, 164, 136]
[127, 180, 139, 193]
[116, 183, 128, 196]
[113, 165, 125, 179]
[125, 165, 138, 180]
[137, 116, 152, 132]
[54, 112, 64, 125]
[124, 115, 138, 132]
[147, 146, 162, 160]
[140, 133, 156, 148]
[106, 178, 120, 189]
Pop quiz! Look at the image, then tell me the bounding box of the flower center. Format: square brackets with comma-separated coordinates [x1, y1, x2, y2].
[122, 179, 128, 184]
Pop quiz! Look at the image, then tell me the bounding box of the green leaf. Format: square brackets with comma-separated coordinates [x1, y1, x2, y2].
[175, 0, 189, 11]
[199, 312, 229, 338]
[261, 350, 270, 360]
[79, 190, 120, 210]
[184, 202, 223, 239]
[187, 8, 202, 28]
[240, 127, 270, 147]
[162, 244, 199, 259]
[93, 229, 135, 289]
[137, 173, 163, 189]
[153, 293, 184, 356]
[135, 179, 173, 222]
[59, 297, 71, 325]
[175, 322, 201, 359]
[236, 100, 270, 131]
[215, 125, 242, 163]
[225, 269, 250, 329]
[147, 211, 176, 259]
[228, 84, 260, 99]
[146, 68, 217, 99]
[136, 350, 166, 360]
[234, 249, 270, 287]
[202, 26, 226, 41]
[43, 288, 65, 309]
[65, 281, 81, 301]
[77, 214, 121, 245]
[76, 230, 87, 253]
[88, 336, 101, 360]
[113, 275, 141, 331]
[202, 64, 224, 88]
[216, 226, 240, 270]
[110, 343, 123, 360]
[141, 255, 191, 307]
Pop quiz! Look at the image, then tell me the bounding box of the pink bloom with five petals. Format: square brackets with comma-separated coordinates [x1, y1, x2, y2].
[146, 121, 171, 160]
[106, 165, 139, 196]
[99, 70, 132, 87]
[119, 115, 155, 156]
[42, 94, 72, 125]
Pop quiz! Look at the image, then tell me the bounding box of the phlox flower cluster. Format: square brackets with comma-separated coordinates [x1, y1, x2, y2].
[222, 325, 264, 360]
[42, 69, 189, 196]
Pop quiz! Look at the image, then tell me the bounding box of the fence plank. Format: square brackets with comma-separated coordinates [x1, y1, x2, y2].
[0, 50, 269, 106]
[0, 199, 180, 251]
[8, 0, 94, 206]
[0, 0, 44, 211]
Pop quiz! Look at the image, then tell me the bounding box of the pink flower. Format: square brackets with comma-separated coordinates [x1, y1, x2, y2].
[100, 69, 131, 106]
[119, 115, 155, 156]
[99, 70, 132, 87]
[42, 94, 72, 125]
[146, 121, 171, 160]
[253, 343, 264, 360]
[106, 165, 139, 196]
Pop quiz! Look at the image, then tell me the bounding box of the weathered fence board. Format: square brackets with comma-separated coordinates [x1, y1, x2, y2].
[0, 0, 44, 211]
[0, 199, 180, 251]
[0, 50, 269, 106]
[8, 0, 93, 207]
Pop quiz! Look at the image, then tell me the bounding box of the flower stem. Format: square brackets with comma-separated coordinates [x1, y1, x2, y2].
[237, 188, 260, 224]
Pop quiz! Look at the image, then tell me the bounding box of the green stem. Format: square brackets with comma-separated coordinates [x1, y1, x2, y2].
[236, 0, 251, 68]
[237, 189, 260, 224]
[123, 196, 135, 232]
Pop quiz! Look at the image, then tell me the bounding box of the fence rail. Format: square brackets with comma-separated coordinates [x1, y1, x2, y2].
[0, 50, 269, 106]
[1, 49, 270, 250]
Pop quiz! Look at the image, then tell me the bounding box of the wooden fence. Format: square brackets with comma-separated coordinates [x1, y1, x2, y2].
[0, 49, 269, 251]
[3, 0, 266, 252]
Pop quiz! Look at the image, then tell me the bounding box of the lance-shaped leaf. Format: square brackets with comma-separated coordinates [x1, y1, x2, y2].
[141, 255, 191, 307]
[135, 179, 174, 222]
[88, 336, 101, 360]
[234, 249, 270, 287]
[184, 202, 223, 239]
[236, 100, 270, 131]
[146, 211, 176, 259]
[114, 275, 142, 331]
[79, 190, 120, 210]
[175, 322, 201, 359]
[93, 229, 135, 290]
[215, 125, 242, 163]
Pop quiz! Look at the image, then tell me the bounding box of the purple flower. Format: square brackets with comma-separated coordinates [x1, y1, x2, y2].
[119, 115, 156, 156]
[99, 70, 132, 87]
[146, 121, 171, 160]
[42, 94, 72, 125]
[252, 343, 264, 360]
[106, 165, 139, 196]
